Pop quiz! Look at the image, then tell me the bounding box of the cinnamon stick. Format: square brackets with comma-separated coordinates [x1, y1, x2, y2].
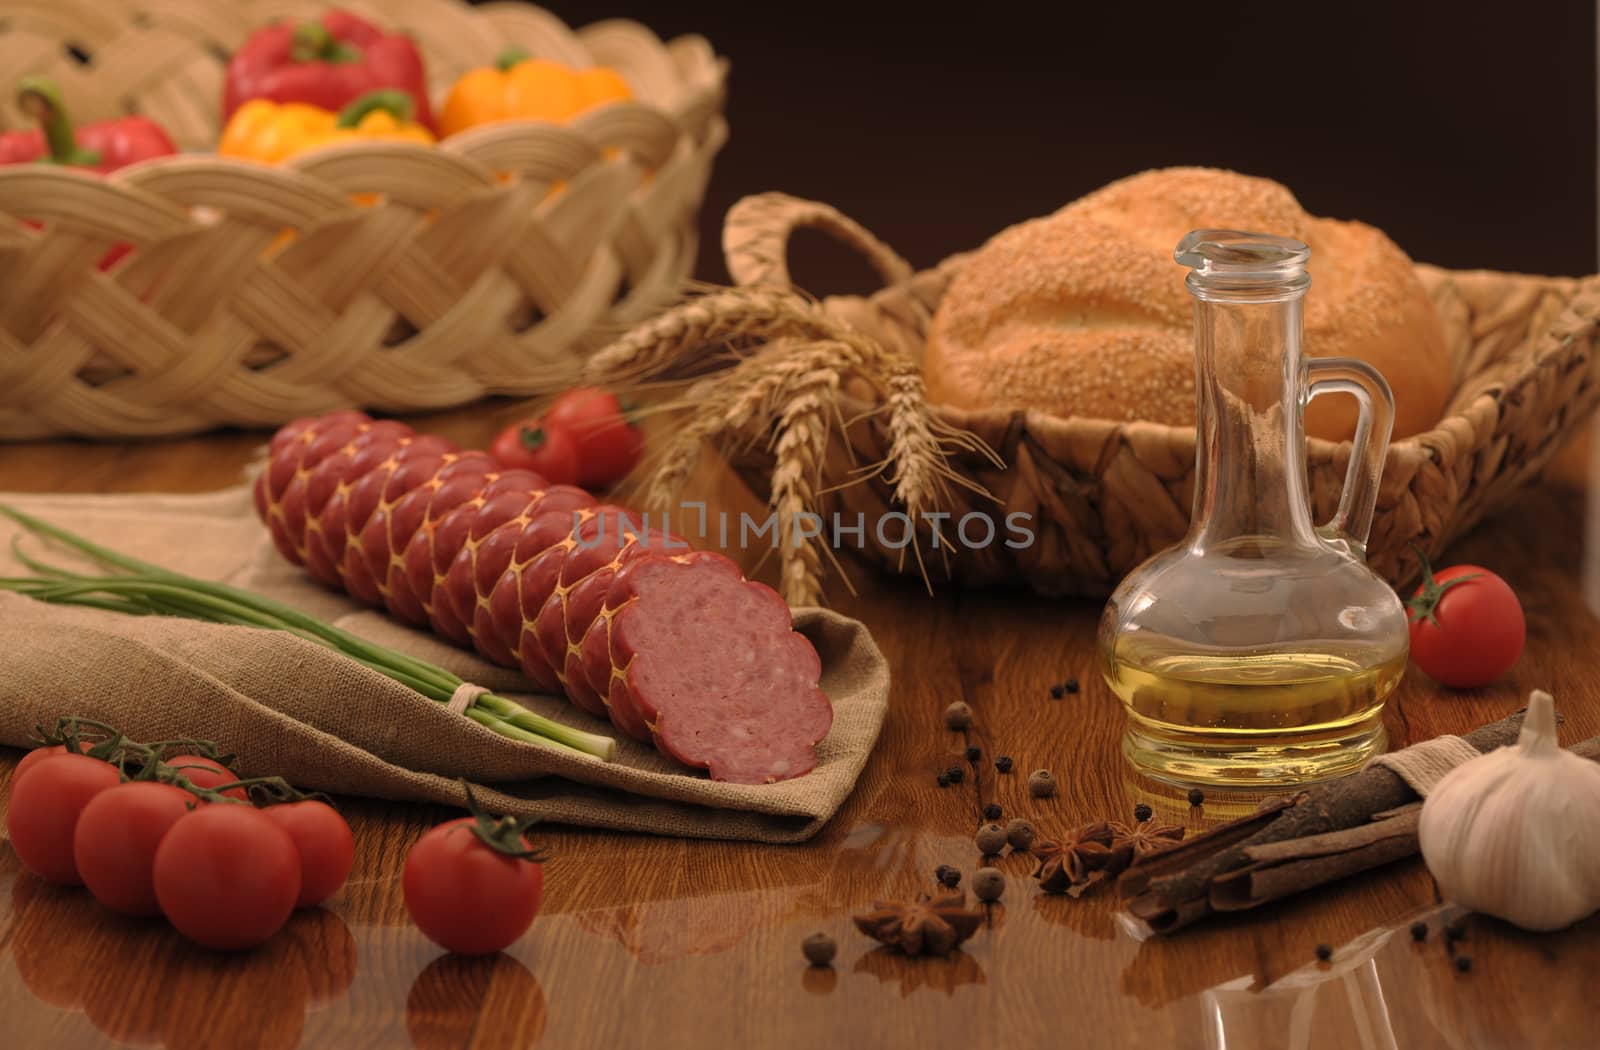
[1120, 708, 1538, 932]
[1127, 731, 1600, 929]
[1209, 809, 1420, 911]
[1240, 804, 1419, 865]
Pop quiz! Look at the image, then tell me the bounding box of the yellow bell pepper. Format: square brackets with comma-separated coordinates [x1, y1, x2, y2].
[220, 90, 434, 164]
[440, 50, 632, 138]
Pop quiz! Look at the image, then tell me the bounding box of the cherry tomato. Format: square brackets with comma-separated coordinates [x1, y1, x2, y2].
[489, 421, 581, 486]
[163, 753, 248, 801]
[73, 781, 197, 916]
[13, 740, 90, 787]
[544, 387, 644, 488]
[403, 817, 544, 955]
[153, 805, 302, 951]
[263, 801, 355, 908]
[6, 753, 121, 884]
[1408, 561, 1526, 688]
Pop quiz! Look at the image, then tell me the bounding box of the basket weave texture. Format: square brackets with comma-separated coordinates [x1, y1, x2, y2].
[718, 193, 1600, 597]
[0, 0, 727, 439]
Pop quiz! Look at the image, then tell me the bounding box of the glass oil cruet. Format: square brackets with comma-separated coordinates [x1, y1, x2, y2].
[1098, 230, 1410, 788]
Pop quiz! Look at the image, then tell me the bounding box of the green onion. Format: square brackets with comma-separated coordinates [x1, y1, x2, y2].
[0, 504, 617, 762]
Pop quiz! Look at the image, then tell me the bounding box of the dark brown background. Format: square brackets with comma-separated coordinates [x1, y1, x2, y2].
[526, 0, 1597, 287]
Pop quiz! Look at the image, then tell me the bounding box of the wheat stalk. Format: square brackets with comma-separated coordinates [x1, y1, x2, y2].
[635, 340, 858, 493]
[589, 278, 1002, 604]
[583, 287, 837, 385]
[769, 364, 840, 607]
[634, 329, 998, 601]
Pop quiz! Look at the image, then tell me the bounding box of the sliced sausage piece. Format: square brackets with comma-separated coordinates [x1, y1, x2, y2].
[256, 412, 835, 782]
[531, 509, 677, 713]
[579, 603, 652, 742]
[513, 506, 623, 715]
[544, 522, 685, 717]
[602, 552, 833, 783]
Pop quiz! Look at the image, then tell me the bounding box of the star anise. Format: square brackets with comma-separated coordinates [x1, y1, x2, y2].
[1104, 817, 1185, 876]
[1031, 821, 1115, 894]
[853, 892, 984, 957]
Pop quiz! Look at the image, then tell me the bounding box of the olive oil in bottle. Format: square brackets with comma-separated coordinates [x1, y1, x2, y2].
[1096, 231, 1411, 788]
[1105, 634, 1407, 785]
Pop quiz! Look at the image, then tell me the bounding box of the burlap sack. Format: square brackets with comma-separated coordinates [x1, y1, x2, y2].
[0, 488, 890, 843]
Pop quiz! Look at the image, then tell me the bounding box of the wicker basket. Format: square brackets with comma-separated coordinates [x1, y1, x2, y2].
[0, 0, 727, 439]
[714, 192, 1600, 598]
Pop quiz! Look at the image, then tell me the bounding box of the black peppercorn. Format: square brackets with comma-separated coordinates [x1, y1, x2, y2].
[1445, 920, 1467, 942]
[1409, 921, 1428, 942]
[1315, 943, 1333, 962]
[1134, 803, 1153, 822]
[945, 766, 965, 784]
[1064, 678, 1079, 694]
[935, 863, 960, 888]
[966, 745, 982, 762]
[936, 772, 951, 788]
[802, 932, 837, 967]
[1049, 683, 1065, 699]
[984, 802, 1002, 820]
[1454, 955, 1472, 973]
[995, 756, 1014, 773]
[1187, 788, 1205, 806]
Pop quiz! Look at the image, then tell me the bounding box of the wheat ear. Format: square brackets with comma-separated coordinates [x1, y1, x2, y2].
[769, 363, 841, 607]
[583, 288, 838, 385]
[636, 339, 860, 505]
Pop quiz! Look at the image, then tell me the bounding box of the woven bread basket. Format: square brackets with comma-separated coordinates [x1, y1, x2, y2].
[701, 192, 1600, 600]
[0, 0, 726, 439]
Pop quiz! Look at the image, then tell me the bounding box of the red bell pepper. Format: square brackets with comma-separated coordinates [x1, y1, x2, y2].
[0, 77, 178, 269]
[0, 77, 176, 172]
[223, 10, 435, 133]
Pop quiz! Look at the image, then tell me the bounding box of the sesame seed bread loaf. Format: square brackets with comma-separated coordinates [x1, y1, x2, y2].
[922, 167, 1453, 441]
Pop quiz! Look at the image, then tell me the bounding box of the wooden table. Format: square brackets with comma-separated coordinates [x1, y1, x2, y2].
[3, 408, 1598, 1050]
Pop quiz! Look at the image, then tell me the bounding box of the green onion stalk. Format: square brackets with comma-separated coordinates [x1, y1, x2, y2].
[0, 505, 616, 762]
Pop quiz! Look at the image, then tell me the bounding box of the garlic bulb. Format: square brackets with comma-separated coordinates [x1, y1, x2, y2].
[1418, 690, 1600, 931]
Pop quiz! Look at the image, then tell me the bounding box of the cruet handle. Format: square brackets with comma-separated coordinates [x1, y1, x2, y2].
[1304, 357, 1396, 555]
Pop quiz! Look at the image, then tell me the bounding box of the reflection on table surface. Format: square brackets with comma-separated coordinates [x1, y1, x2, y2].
[2, 866, 542, 1050]
[6, 838, 1600, 1050]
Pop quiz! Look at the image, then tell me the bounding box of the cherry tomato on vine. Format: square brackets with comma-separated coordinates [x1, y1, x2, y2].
[1407, 558, 1526, 688]
[73, 781, 197, 916]
[163, 753, 247, 801]
[153, 805, 301, 951]
[489, 421, 581, 486]
[544, 386, 644, 488]
[13, 741, 91, 788]
[6, 753, 121, 884]
[403, 803, 545, 955]
[263, 800, 355, 908]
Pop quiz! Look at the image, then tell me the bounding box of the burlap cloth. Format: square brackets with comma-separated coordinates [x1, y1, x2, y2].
[0, 487, 890, 843]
